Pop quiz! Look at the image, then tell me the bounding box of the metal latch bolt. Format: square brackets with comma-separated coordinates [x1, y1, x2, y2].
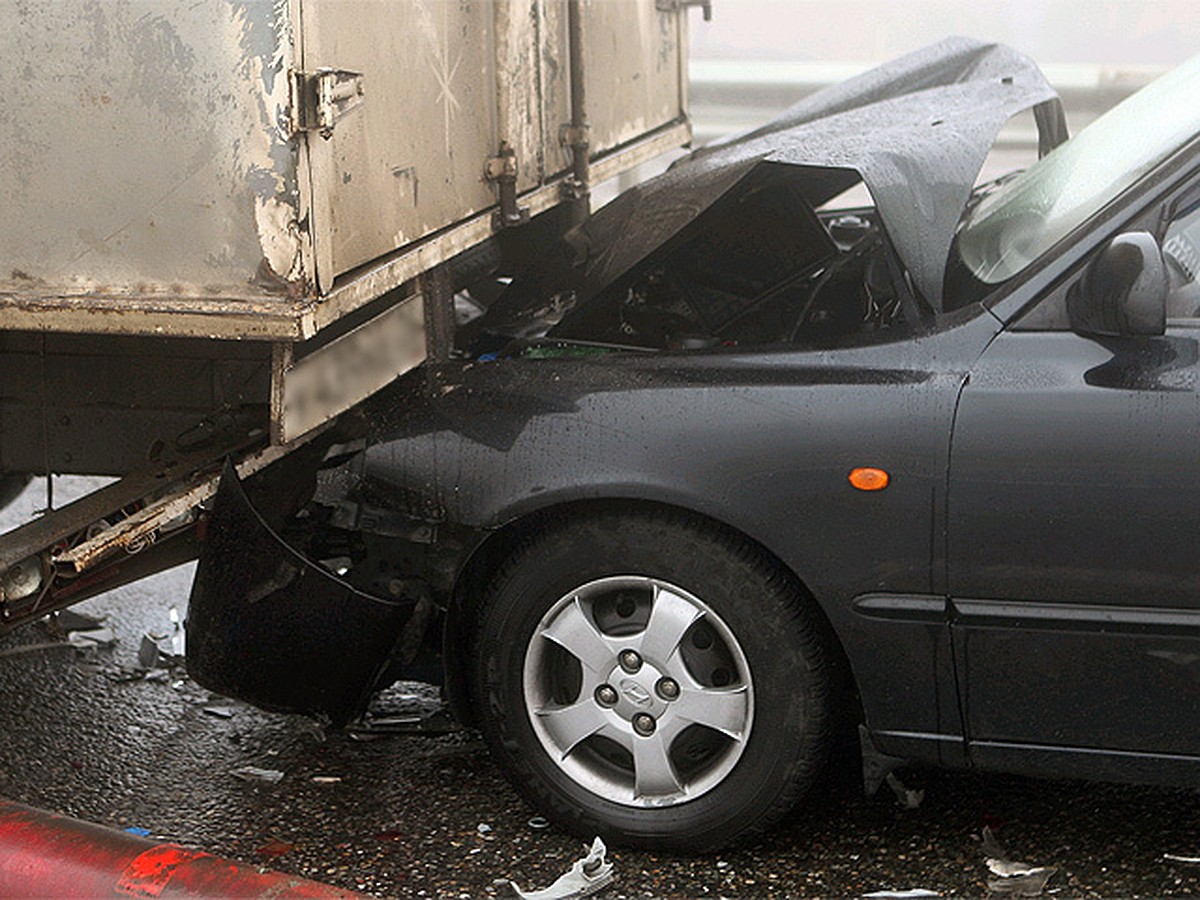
[292, 69, 365, 139]
[484, 142, 530, 229]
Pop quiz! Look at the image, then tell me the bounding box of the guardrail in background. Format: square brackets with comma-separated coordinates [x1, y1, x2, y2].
[688, 60, 1166, 146]
[596, 60, 1166, 205]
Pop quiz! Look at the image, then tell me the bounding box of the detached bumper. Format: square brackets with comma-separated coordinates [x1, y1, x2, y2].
[187, 464, 414, 725]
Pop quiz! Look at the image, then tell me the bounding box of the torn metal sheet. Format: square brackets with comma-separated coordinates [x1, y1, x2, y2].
[491, 36, 1065, 325]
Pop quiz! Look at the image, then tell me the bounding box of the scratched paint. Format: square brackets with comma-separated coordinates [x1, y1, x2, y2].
[228, 0, 307, 285]
[0, 1, 304, 297]
[0, 0, 687, 331]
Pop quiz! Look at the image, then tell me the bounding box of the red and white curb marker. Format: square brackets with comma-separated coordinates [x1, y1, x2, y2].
[0, 800, 360, 898]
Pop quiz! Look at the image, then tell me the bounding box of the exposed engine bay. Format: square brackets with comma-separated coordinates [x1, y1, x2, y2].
[553, 212, 917, 351]
[467, 175, 926, 356]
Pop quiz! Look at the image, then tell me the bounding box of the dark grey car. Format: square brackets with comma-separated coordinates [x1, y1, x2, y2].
[188, 39, 1200, 850]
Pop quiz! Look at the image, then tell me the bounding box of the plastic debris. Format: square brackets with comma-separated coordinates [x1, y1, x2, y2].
[53, 610, 107, 632]
[67, 627, 116, 649]
[885, 772, 924, 809]
[864, 891, 939, 899]
[982, 827, 1056, 895]
[312, 776, 342, 784]
[257, 839, 296, 858]
[477, 823, 493, 835]
[232, 766, 285, 785]
[1165, 854, 1200, 864]
[109, 665, 145, 683]
[124, 827, 152, 837]
[137, 635, 164, 669]
[203, 706, 236, 719]
[168, 605, 185, 658]
[527, 816, 551, 830]
[507, 837, 614, 900]
[302, 720, 330, 744]
[986, 871, 1056, 896]
[138, 618, 186, 671]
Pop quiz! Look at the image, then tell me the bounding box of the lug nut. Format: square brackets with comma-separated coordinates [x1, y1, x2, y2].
[632, 713, 656, 736]
[619, 650, 642, 672]
[656, 677, 679, 700]
[595, 685, 618, 707]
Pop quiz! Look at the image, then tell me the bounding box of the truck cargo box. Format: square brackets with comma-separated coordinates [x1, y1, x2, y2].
[1, 0, 689, 339]
[0, 0, 691, 471]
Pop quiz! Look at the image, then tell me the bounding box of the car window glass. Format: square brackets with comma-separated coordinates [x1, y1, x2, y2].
[1163, 203, 1200, 319]
[1012, 181, 1200, 331]
[956, 53, 1200, 287]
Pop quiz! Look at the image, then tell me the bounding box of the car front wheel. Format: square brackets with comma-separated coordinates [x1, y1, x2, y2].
[471, 509, 832, 850]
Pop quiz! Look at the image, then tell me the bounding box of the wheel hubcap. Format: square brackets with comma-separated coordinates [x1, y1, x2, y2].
[523, 576, 754, 808]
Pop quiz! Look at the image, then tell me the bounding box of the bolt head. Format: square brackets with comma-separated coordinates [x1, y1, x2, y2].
[595, 685, 618, 707]
[632, 713, 656, 736]
[656, 677, 680, 700]
[619, 650, 642, 672]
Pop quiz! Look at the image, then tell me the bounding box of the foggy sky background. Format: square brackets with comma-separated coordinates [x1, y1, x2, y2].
[689, 1, 1200, 66]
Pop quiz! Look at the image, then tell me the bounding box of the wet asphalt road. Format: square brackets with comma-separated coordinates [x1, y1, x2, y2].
[1, 477, 1198, 898]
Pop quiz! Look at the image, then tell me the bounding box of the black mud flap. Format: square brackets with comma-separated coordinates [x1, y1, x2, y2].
[187, 463, 410, 725]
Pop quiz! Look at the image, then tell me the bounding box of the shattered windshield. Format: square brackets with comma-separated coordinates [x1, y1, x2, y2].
[955, 53, 1200, 289]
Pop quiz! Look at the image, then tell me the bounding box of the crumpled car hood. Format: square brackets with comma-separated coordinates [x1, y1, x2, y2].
[490, 36, 1065, 326]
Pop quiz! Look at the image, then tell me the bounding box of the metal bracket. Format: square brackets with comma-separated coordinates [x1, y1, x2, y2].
[292, 68, 365, 139]
[859, 725, 909, 798]
[484, 142, 530, 229]
[559, 177, 588, 203]
[558, 122, 591, 148]
[655, 0, 713, 20]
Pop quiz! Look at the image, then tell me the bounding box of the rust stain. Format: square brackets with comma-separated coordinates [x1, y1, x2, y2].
[78, 88, 113, 107]
[253, 258, 309, 301]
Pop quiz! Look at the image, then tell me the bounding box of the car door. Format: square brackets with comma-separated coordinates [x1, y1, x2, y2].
[946, 188, 1200, 768]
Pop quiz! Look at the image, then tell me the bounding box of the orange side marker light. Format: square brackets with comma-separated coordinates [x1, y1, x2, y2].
[848, 467, 890, 491]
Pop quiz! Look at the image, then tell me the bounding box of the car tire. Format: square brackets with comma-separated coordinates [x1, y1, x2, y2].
[471, 508, 832, 851]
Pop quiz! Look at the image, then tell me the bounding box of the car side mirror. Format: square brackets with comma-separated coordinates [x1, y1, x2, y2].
[1067, 231, 1167, 337]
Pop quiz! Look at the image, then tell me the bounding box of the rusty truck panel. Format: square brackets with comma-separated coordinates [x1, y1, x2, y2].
[0, 1, 306, 305]
[0, 1, 691, 604]
[0, 0, 691, 340]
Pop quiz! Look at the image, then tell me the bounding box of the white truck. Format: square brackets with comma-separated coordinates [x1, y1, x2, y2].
[0, 0, 695, 632]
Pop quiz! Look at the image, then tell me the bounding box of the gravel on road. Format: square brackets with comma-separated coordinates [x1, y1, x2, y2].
[1, 478, 1197, 898]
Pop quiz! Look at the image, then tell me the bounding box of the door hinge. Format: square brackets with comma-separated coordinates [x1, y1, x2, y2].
[291, 69, 365, 139]
[484, 142, 530, 229]
[655, 0, 713, 20]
